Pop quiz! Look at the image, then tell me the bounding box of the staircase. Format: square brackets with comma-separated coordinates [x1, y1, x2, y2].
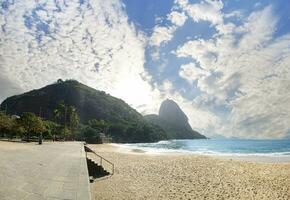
[84, 145, 114, 182]
[87, 157, 110, 181]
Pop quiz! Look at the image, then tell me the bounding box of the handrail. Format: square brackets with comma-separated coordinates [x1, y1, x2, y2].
[84, 145, 114, 175]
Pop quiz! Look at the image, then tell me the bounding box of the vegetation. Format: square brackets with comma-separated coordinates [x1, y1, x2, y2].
[18, 112, 45, 142]
[0, 112, 14, 138]
[53, 102, 79, 140]
[0, 79, 168, 143]
[108, 122, 167, 143]
[0, 111, 44, 141]
[0, 103, 79, 141]
[88, 119, 108, 132]
[0, 81, 204, 143]
[81, 127, 102, 144]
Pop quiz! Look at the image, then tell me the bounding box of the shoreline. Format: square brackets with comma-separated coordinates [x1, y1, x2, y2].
[89, 144, 290, 200]
[111, 143, 290, 164]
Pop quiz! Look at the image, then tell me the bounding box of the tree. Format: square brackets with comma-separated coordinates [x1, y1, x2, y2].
[9, 119, 25, 140]
[19, 112, 45, 142]
[43, 120, 60, 139]
[57, 79, 63, 84]
[107, 123, 127, 142]
[67, 105, 79, 137]
[53, 103, 79, 140]
[53, 108, 61, 124]
[61, 127, 71, 140]
[53, 102, 67, 138]
[53, 102, 65, 124]
[0, 112, 13, 137]
[83, 126, 102, 144]
[88, 119, 107, 132]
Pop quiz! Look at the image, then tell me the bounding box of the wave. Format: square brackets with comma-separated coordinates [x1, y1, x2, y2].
[189, 150, 290, 157]
[115, 144, 290, 157]
[114, 139, 290, 158]
[156, 140, 171, 145]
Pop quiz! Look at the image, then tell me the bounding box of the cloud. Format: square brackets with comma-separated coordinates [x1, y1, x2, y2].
[150, 0, 225, 50]
[150, 79, 221, 135]
[150, 26, 176, 46]
[179, 63, 209, 83]
[0, 0, 160, 113]
[176, 39, 217, 70]
[176, 0, 224, 26]
[0, 76, 23, 101]
[224, 10, 243, 19]
[1, 1, 290, 139]
[167, 11, 188, 26]
[238, 6, 278, 50]
[176, 5, 290, 138]
[150, 9, 188, 47]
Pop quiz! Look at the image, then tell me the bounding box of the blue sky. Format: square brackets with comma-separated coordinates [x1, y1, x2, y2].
[1, 0, 290, 139]
[124, 0, 290, 94]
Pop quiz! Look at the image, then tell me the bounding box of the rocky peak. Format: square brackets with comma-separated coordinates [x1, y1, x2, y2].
[159, 99, 188, 123]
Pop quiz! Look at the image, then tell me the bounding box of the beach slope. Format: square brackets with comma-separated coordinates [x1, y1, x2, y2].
[90, 144, 290, 200]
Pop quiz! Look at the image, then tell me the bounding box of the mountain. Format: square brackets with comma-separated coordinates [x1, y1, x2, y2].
[144, 99, 206, 139]
[0, 79, 167, 143]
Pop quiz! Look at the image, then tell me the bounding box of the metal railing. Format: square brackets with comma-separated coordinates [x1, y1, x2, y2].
[84, 145, 114, 175]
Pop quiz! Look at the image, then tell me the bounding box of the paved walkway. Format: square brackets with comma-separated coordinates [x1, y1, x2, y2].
[0, 142, 91, 200]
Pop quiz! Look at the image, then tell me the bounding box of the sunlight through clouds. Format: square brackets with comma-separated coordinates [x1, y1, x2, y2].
[1, 0, 290, 139]
[0, 0, 162, 113]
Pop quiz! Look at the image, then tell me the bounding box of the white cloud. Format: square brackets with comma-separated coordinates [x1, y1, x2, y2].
[150, 9, 188, 48]
[177, 0, 224, 25]
[238, 6, 278, 50]
[224, 10, 243, 19]
[167, 11, 188, 26]
[176, 39, 217, 70]
[176, 0, 236, 35]
[150, 25, 176, 46]
[0, 0, 160, 113]
[179, 63, 209, 83]
[176, 5, 290, 139]
[1, 1, 290, 140]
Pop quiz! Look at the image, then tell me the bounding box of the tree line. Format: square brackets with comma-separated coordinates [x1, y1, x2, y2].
[0, 101, 167, 143]
[0, 103, 107, 143]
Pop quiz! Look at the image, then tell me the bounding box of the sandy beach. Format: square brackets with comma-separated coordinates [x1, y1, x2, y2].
[89, 144, 290, 200]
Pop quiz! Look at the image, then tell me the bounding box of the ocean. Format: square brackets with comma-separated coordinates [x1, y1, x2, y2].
[118, 139, 290, 157]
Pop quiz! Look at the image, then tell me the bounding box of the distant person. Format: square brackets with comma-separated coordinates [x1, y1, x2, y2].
[38, 134, 43, 145]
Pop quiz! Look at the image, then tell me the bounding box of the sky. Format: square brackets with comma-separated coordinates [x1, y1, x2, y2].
[0, 0, 290, 139]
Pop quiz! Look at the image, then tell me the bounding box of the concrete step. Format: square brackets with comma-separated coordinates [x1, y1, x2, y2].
[86, 158, 110, 180]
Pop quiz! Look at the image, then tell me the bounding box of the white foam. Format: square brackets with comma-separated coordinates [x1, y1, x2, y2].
[114, 143, 290, 157]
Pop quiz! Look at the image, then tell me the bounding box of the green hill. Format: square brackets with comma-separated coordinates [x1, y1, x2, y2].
[144, 99, 206, 139]
[0, 80, 167, 143]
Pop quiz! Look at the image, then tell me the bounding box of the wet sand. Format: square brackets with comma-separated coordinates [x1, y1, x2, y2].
[89, 144, 290, 200]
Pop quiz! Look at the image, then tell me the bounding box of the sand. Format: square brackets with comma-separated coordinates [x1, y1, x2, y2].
[89, 144, 290, 200]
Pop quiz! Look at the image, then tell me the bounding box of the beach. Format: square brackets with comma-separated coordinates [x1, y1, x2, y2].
[89, 144, 290, 200]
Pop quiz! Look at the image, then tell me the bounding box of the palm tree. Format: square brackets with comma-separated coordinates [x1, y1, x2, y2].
[53, 103, 79, 140]
[53, 109, 61, 124]
[67, 105, 79, 139]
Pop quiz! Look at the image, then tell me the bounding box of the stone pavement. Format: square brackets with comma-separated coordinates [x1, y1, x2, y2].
[0, 142, 91, 200]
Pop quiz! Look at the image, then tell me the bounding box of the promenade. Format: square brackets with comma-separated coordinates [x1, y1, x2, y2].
[0, 141, 91, 200]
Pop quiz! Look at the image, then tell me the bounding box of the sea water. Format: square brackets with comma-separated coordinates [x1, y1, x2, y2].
[119, 139, 290, 157]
